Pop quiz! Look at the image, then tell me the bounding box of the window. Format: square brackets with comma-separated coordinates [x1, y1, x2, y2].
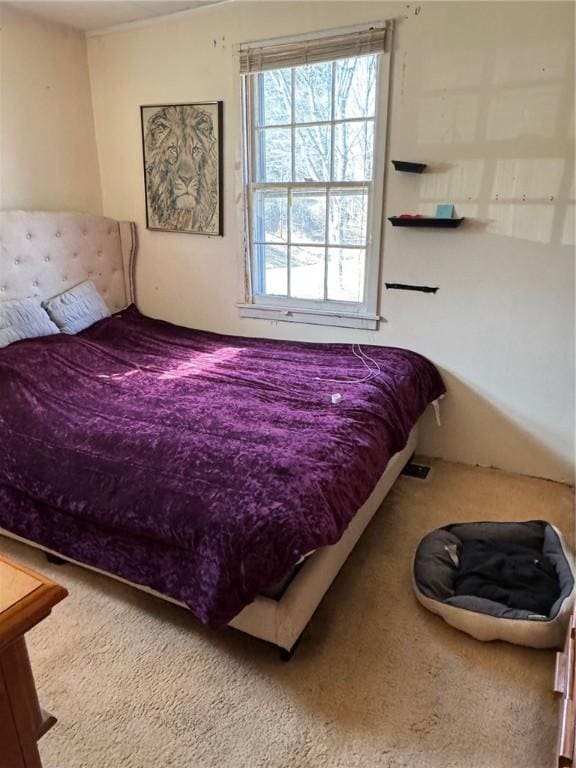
[239, 24, 391, 329]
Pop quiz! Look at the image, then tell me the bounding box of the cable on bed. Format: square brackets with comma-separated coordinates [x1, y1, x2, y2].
[313, 344, 382, 385]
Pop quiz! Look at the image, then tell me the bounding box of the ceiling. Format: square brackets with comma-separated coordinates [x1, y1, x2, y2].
[7, 1, 229, 33]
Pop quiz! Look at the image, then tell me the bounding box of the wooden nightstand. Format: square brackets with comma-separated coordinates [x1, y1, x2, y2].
[0, 553, 68, 768]
[555, 609, 576, 767]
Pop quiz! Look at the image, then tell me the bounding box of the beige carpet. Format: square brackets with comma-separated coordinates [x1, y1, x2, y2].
[1, 459, 573, 768]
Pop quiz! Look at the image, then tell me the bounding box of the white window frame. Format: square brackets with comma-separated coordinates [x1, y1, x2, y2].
[238, 22, 393, 331]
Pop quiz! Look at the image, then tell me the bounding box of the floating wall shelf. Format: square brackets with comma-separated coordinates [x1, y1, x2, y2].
[391, 160, 427, 173]
[388, 217, 465, 228]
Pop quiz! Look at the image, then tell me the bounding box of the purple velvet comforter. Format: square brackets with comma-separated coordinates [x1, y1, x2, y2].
[0, 307, 445, 627]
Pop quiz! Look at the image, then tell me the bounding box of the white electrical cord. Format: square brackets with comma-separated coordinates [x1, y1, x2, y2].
[314, 343, 381, 385]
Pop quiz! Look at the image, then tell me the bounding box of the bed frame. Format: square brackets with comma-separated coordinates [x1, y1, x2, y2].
[0, 210, 419, 656]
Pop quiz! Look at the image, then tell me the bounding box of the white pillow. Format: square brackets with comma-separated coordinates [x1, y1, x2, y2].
[0, 297, 60, 348]
[43, 280, 111, 334]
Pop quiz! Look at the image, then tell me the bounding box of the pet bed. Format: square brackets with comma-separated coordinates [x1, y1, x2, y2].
[413, 520, 575, 649]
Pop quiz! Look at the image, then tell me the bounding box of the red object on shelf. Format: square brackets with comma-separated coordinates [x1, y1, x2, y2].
[398, 214, 425, 219]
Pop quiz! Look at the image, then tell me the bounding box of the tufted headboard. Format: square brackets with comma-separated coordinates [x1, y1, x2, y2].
[0, 211, 137, 312]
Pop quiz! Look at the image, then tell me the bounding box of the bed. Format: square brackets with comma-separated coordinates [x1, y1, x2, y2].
[0, 210, 445, 656]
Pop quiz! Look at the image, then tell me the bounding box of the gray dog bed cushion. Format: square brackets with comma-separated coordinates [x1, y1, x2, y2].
[413, 520, 575, 648]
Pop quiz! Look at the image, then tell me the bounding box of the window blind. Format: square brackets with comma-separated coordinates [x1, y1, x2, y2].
[239, 25, 388, 74]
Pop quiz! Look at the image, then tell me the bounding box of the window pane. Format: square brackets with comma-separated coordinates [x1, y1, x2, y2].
[290, 246, 325, 300]
[247, 51, 384, 309]
[259, 68, 292, 126]
[334, 55, 378, 119]
[253, 190, 288, 244]
[257, 128, 292, 182]
[290, 190, 326, 244]
[295, 126, 331, 182]
[329, 189, 368, 246]
[294, 62, 332, 123]
[327, 248, 365, 302]
[256, 245, 288, 296]
[333, 121, 374, 181]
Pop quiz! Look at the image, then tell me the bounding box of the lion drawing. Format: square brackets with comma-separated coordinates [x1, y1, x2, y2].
[143, 104, 220, 234]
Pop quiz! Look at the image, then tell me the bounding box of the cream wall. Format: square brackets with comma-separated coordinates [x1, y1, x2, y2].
[87, 1, 575, 483]
[0, 4, 102, 212]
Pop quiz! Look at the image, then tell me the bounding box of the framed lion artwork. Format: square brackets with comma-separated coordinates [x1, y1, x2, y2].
[140, 102, 223, 236]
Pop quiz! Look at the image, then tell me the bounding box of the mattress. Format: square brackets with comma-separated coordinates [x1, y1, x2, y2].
[0, 307, 445, 627]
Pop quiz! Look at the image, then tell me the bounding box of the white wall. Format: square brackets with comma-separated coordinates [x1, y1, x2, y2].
[0, 5, 102, 213]
[87, 1, 575, 483]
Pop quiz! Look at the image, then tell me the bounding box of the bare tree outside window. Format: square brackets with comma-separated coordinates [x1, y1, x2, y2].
[250, 54, 378, 303]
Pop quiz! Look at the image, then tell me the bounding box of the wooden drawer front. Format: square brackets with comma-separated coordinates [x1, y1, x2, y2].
[557, 611, 576, 767]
